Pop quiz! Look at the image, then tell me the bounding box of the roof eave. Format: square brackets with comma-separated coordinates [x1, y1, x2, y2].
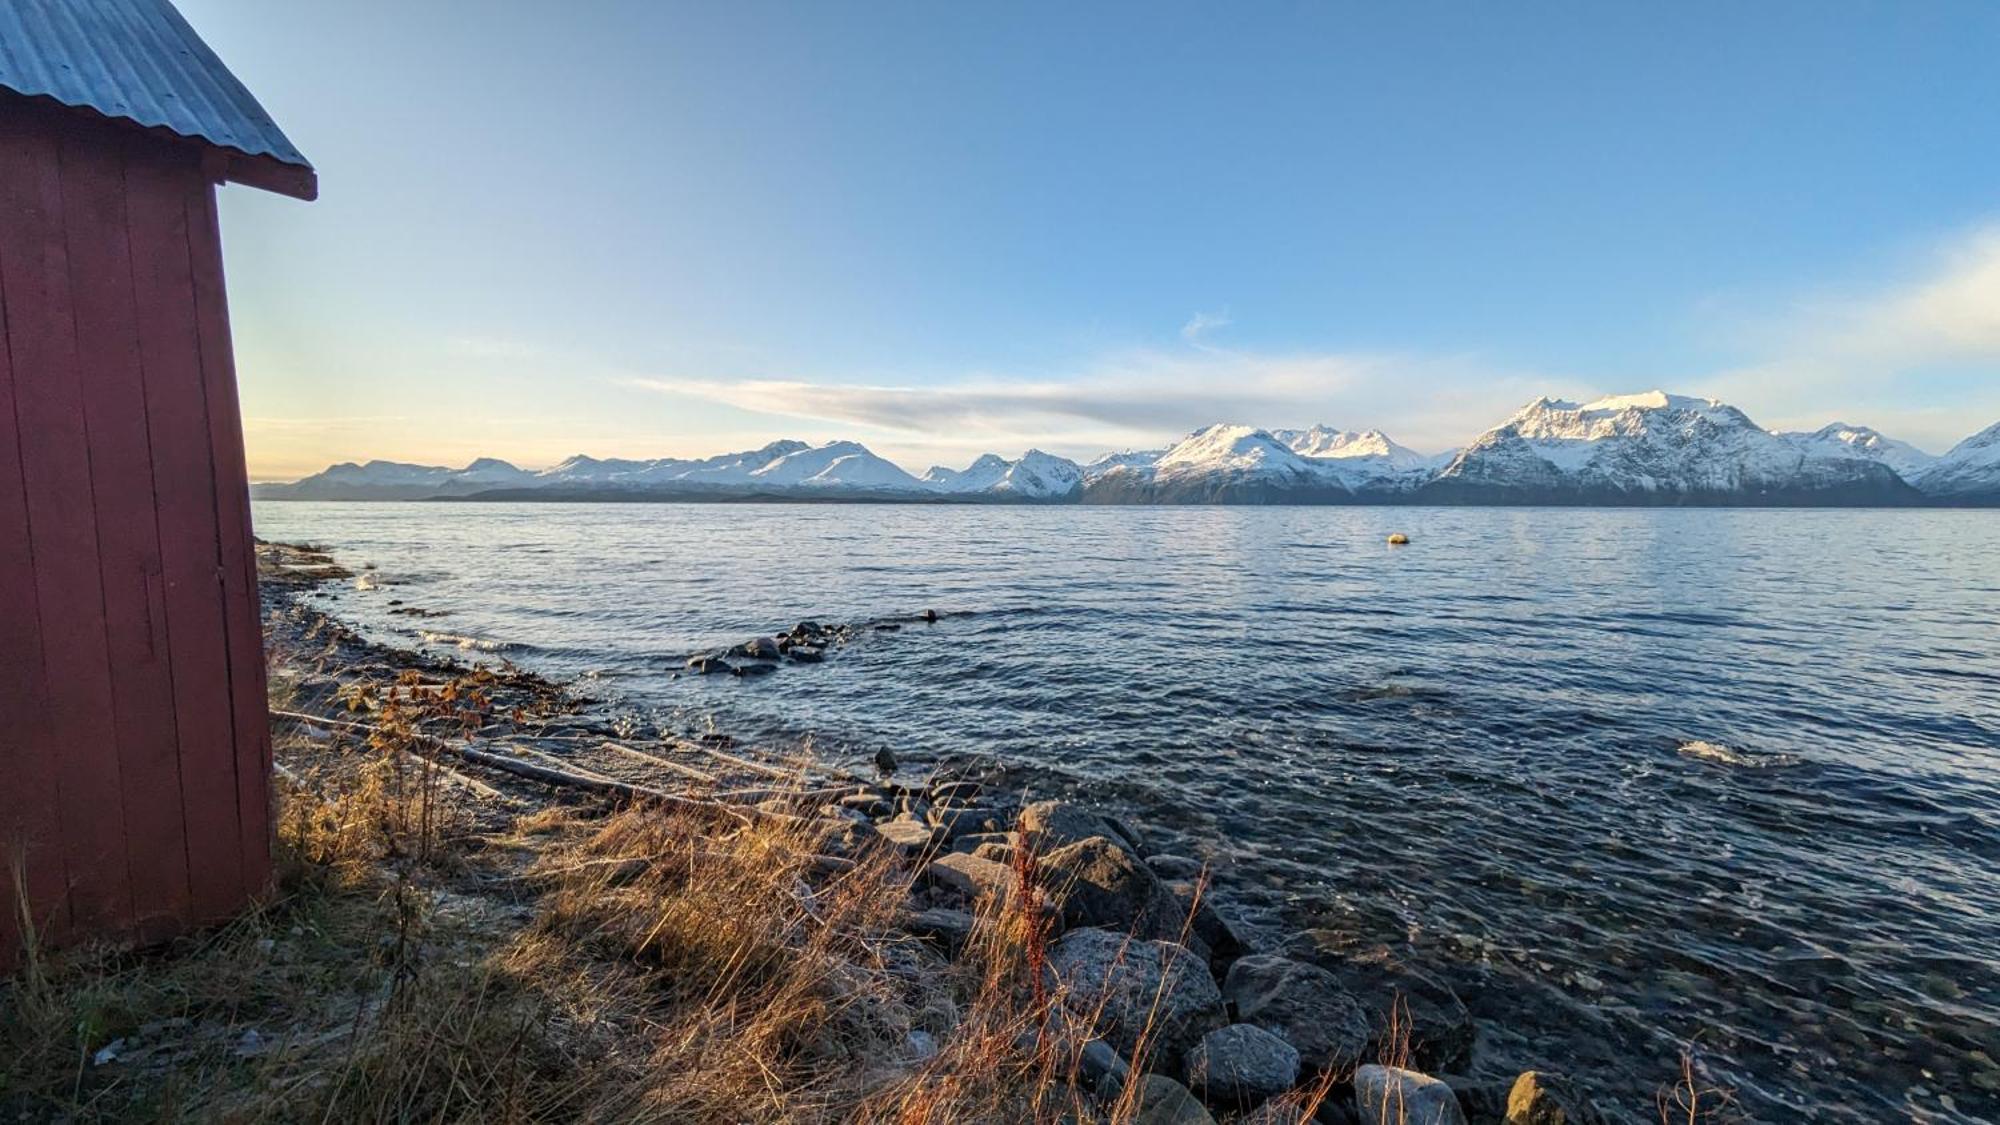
[202, 146, 317, 202]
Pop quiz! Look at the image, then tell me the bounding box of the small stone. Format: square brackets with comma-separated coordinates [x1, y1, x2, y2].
[735, 636, 781, 660]
[903, 906, 976, 951]
[874, 815, 939, 855]
[905, 1029, 939, 1060]
[931, 805, 1004, 842]
[1354, 1065, 1467, 1125]
[970, 840, 1016, 864]
[924, 852, 1019, 906]
[1132, 1075, 1217, 1125]
[1505, 1071, 1597, 1124]
[1187, 1023, 1301, 1108]
[1078, 1037, 1129, 1085]
[930, 779, 984, 805]
[684, 654, 732, 675]
[838, 791, 890, 816]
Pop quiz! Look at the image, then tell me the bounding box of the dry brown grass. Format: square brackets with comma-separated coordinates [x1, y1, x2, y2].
[7, 669, 1321, 1123]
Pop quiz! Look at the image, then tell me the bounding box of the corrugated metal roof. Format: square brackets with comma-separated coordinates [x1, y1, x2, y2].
[0, 0, 310, 170]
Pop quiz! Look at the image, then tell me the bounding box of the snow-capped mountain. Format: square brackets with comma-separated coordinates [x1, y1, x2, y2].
[1081, 448, 1165, 483]
[261, 441, 1054, 501]
[1423, 391, 1916, 504]
[1912, 421, 2000, 501]
[925, 450, 1082, 499]
[1271, 425, 1434, 468]
[1780, 424, 1937, 481]
[1084, 423, 1441, 502]
[254, 392, 1999, 506]
[265, 457, 537, 499]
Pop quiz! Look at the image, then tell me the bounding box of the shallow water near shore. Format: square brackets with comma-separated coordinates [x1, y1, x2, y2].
[252, 501, 2000, 1121]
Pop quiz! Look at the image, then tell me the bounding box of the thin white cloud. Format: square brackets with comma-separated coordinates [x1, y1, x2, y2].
[1180, 310, 1232, 346]
[1827, 225, 2000, 362]
[1697, 223, 2000, 450]
[622, 348, 1591, 460]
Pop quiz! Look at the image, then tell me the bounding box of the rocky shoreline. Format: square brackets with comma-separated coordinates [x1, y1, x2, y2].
[258, 540, 1629, 1124]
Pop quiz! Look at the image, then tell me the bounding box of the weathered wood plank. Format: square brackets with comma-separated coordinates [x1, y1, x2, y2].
[185, 175, 273, 904]
[0, 113, 131, 934]
[124, 140, 244, 922]
[60, 129, 193, 940]
[0, 131, 69, 960]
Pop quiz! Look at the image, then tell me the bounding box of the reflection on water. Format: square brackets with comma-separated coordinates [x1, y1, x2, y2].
[253, 502, 2000, 1122]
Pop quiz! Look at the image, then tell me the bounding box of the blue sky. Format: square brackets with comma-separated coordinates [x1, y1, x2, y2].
[183, 0, 2000, 478]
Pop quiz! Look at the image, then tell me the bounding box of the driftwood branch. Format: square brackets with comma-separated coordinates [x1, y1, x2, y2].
[269, 707, 755, 823]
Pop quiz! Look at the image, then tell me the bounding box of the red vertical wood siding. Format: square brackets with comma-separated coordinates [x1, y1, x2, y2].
[0, 106, 272, 965]
[187, 178, 273, 906]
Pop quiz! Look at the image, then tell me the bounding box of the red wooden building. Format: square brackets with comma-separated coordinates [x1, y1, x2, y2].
[1, 0, 314, 966]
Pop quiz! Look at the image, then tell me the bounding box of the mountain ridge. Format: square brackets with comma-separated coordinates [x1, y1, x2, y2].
[254, 390, 2000, 506]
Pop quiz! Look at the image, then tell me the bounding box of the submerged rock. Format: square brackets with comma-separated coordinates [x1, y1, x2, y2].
[735, 636, 781, 660]
[1354, 1065, 1466, 1125]
[1186, 1023, 1301, 1108]
[1222, 954, 1373, 1072]
[787, 644, 824, 663]
[1147, 853, 1206, 880]
[684, 655, 732, 675]
[731, 661, 777, 677]
[1277, 935, 1476, 1073]
[1044, 927, 1224, 1068]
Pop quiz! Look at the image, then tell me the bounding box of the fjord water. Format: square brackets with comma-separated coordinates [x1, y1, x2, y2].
[252, 502, 2000, 1121]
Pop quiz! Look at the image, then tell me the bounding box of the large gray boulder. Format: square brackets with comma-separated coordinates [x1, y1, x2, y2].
[1040, 836, 1186, 940]
[1044, 927, 1225, 1068]
[1222, 954, 1373, 1072]
[1020, 799, 1140, 853]
[1186, 1022, 1301, 1108]
[1354, 1065, 1467, 1125]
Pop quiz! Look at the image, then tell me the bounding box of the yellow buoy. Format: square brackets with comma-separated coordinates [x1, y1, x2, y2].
[1387, 533, 1410, 545]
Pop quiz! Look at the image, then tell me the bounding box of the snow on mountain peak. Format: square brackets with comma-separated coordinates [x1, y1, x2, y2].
[1155, 424, 1310, 477]
[1781, 423, 1937, 480]
[1913, 419, 2000, 498]
[928, 450, 1082, 498]
[257, 392, 1994, 504]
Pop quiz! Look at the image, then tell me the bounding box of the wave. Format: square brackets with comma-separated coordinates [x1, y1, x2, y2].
[418, 630, 535, 654]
